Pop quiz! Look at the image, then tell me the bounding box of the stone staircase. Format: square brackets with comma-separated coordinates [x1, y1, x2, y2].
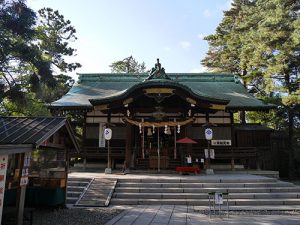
[66, 177, 92, 205]
[111, 176, 300, 207]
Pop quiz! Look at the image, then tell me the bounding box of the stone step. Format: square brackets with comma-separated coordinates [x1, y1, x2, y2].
[68, 177, 92, 182]
[116, 178, 276, 183]
[66, 197, 78, 204]
[114, 186, 300, 193]
[67, 181, 90, 186]
[110, 198, 300, 206]
[67, 191, 82, 198]
[116, 182, 293, 188]
[66, 178, 92, 207]
[67, 186, 86, 192]
[113, 192, 300, 199]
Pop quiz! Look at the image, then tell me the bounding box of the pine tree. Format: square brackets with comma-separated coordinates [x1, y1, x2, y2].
[202, 0, 300, 178]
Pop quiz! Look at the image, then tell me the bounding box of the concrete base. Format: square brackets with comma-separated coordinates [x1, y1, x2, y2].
[206, 169, 214, 175]
[105, 168, 112, 174]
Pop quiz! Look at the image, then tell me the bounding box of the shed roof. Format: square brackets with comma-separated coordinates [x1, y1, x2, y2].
[0, 117, 80, 153]
[50, 73, 274, 111]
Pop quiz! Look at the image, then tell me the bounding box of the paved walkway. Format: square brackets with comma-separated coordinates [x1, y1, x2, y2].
[105, 205, 300, 225]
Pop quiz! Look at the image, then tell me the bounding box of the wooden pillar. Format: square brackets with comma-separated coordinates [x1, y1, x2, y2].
[82, 112, 87, 170]
[185, 123, 192, 155]
[107, 112, 111, 169]
[125, 123, 132, 169]
[205, 112, 210, 170]
[174, 124, 177, 159]
[16, 153, 25, 225]
[240, 111, 246, 124]
[64, 149, 69, 207]
[83, 158, 87, 171]
[230, 112, 235, 171]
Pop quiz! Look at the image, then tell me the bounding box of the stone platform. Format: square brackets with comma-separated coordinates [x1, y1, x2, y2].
[68, 171, 300, 209]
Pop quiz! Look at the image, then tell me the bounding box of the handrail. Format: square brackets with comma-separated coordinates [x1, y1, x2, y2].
[74, 178, 95, 206]
[105, 179, 117, 207]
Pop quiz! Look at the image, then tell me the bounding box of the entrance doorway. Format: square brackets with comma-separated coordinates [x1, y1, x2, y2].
[136, 126, 179, 169]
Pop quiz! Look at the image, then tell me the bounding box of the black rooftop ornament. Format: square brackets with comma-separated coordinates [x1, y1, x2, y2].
[145, 58, 171, 80]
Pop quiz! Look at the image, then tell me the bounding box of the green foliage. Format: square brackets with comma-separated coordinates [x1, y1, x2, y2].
[36, 8, 81, 73]
[110, 56, 147, 73]
[39, 74, 74, 103]
[0, 92, 50, 116]
[0, 0, 80, 116]
[202, 0, 300, 177]
[202, 0, 299, 123]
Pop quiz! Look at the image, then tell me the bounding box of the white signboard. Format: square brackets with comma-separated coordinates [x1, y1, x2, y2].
[104, 128, 112, 140]
[20, 177, 29, 186]
[0, 155, 8, 223]
[99, 123, 106, 147]
[210, 149, 215, 159]
[212, 140, 231, 146]
[205, 128, 213, 140]
[204, 149, 208, 158]
[20, 152, 31, 187]
[215, 192, 223, 204]
[204, 149, 215, 159]
[24, 152, 31, 167]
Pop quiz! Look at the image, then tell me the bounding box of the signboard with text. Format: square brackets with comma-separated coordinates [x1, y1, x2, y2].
[99, 123, 106, 147]
[20, 152, 31, 187]
[0, 155, 8, 223]
[211, 140, 231, 146]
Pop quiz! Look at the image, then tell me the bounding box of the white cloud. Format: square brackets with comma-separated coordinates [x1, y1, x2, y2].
[226, 0, 234, 10]
[203, 9, 211, 18]
[179, 41, 191, 49]
[217, 0, 233, 11]
[197, 33, 207, 40]
[190, 66, 208, 73]
[164, 47, 172, 52]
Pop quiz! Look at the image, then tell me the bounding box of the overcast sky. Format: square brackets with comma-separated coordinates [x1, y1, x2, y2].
[27, 0, 232, 78]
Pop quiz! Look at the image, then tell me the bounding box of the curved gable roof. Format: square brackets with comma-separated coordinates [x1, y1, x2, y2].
[89, 78, 229, 106]
[49, 73, 274, 111]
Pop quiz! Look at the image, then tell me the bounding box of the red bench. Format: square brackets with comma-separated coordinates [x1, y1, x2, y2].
[176, 166, 201, 175]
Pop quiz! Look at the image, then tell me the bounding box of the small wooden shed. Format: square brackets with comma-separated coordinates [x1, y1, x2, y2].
[0, 117, 79, 225]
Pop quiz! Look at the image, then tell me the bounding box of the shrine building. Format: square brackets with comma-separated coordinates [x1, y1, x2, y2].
[49, 59, 277, 171]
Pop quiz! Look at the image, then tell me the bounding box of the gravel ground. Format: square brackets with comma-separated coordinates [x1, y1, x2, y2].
[32, 208, 123, 225]
[197, 210, 300, 216]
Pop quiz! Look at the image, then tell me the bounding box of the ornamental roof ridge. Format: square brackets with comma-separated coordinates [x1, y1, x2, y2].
[144, 58, 172, 81]
[77, 72, 239, 83]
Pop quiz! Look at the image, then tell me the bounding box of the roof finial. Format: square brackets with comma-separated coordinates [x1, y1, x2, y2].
[156, 58, 161, 71]
[145, 58, 171, 81]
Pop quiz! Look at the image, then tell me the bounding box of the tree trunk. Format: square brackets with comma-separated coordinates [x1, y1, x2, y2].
[288, 107, 295, 179]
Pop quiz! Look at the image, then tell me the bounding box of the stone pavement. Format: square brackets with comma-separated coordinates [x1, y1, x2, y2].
[105, 205, 300, 225]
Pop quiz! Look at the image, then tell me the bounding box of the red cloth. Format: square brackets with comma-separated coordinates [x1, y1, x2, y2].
[176, 166, 201, 174]
[176, 137, 197, 144]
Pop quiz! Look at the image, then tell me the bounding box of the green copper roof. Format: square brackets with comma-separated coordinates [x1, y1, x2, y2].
[49, 73, 274, 111]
